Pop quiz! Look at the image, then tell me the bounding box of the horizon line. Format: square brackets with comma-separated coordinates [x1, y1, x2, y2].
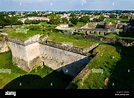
[0, 9, 134, 12]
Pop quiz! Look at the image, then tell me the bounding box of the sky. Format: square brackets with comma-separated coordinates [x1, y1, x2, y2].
[0, 0, 134, 11]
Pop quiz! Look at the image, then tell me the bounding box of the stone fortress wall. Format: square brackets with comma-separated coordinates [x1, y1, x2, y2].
[7, 34, 94, 77]
[1, 32, 133, 77]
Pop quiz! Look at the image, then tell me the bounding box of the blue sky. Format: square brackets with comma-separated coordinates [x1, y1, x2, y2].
[0, 0, 134, 11]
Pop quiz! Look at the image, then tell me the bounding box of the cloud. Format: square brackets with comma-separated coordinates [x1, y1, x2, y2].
[81, 0, 87, 5]
[112, 2, 114, 6]
[19, 2, 22, 6]
[50, 2, 53, 6]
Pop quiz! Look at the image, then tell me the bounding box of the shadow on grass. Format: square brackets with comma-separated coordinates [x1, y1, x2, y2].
[119, 32, 134, 38]
[2, 53, 92, 89]
[57, 56, 91, 77]
[3, 70, 73, 89]
[107, 45, 134, 89]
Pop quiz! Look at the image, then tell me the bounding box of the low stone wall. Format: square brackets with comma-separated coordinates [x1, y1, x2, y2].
[83, 43, 99, 53]
[73, 34, 134, 47]
[41, 41, 83, 54]
[40, 40, 99, 54]
[100, 37, 134, 47]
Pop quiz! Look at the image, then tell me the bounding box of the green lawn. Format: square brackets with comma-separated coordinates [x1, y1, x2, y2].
[72, 44, 121, 89]
[0, 51, 26, 88]
[43, 32, 99, 48]
[8, 23, 100, 48]
[119, 18, 129, 23]
[105, 33, 134, 40]
[74, 22, 86, 28]
[71, 44, 134, 89]
[105, 18, 129, 23]
[8, 23, 57, 41]
[105, 18, 117, 23]
[8, 30, 40, 41]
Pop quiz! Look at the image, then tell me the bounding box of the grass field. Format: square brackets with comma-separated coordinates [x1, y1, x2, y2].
[42, 32, 100, 48]
[105, 18, 129, 23]
[0, 51, 26, 88]
[105, 33, 134, 40]
[71, 44, 134, 89]
[8, 30, 41, 41]
[7, 23, 56, 41]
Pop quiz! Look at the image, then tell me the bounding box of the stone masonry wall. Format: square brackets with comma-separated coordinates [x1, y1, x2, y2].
[40, 44, 86, 70]
[41, 40, 99, 54]
[8, 35, 91, 77]
[9, 35, 41, 72]
[39, 44, 91, 77]
[61, 33, 134, 47]
[9, 41, 41, 72]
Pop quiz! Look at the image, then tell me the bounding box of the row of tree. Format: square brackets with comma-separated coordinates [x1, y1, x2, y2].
[1, 12, 129, 28]
[0, 12, 47, 27]
[24, 19, 46, 24]
[48, 13, 105, 25]
[0, 12, 23, 27]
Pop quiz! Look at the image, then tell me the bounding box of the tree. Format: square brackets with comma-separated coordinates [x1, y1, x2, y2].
[98, 15, 105, 21]
[15, 20, 23, 25]
[24, 19, 31, 24]
[9, 16, 18, 27]
[69, 13, 78, 25]
[70, 17, 78, 25]
[31, 20, 40, 24]
[49, 14, 61, 24]
[0, 13, 10, 27]
[26, 12, 38, 17]
[93, 18, 99, 22]
[120, 15, 128, 19]
[79, 16, 90, 23]
[70, 13, 77, 18]
[61, 17, 68, 23]
[109, 14, 116, 18]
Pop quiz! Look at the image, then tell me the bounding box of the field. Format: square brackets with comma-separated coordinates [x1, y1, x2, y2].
[71, 44, 134, 89]
[45, 32, 99, 48]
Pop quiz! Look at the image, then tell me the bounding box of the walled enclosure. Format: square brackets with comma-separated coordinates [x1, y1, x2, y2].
[8, 35, 93, 77]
